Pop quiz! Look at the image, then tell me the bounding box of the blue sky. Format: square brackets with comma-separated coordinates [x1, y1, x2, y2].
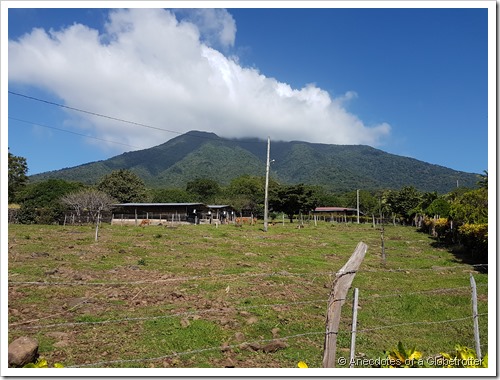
[4, 4, 493, 178]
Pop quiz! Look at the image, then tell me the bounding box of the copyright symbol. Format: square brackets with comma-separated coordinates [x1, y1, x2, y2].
[338, 357, 347, 366]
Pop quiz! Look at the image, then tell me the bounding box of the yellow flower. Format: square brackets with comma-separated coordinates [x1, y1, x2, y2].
[298, 361, 308, 368]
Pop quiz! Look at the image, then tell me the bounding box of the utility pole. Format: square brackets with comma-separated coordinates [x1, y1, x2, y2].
[356, 189, 360, 224]
[264, 136, 271, 232]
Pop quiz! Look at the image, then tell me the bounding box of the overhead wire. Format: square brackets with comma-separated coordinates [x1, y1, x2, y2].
[9, 90, 184, 136]
[8, 90, 267, 146]
[8, 116, 144, 150]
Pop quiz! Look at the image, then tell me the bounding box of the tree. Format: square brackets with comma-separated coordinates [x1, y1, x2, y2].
[270, 183, 318, 223]
[8, 150, 28, 203]
[419, 191, 439, 213]
[385, 186, 422, 225]
[342, 190, 378, 216]
[309, 186, 341, 207]
[61, 189, 116, 223]
[225, 175, 266, 214]
[97, 170, 147, 203]
[450, 188, 488, 224]
[150, 188, 195, 203]
[425, 197, 451, 218]
[18, 179, 85, 208]
[445, 186, 472, 203]
[16, 179, 85, 224]
[186, 178, 221, 203]
[477, 170, 488, 190]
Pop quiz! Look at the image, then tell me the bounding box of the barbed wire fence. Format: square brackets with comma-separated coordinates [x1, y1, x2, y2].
[8, 261, 488, 368]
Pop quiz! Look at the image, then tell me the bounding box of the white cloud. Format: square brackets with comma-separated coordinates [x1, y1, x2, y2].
[174, 8, 237, 50]
[8, 8, 390, 152]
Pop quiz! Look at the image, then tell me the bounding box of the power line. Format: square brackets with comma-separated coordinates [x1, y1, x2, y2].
[9, 116, 143, 150]
[9, 90, 181, 135]
[8, 90, 266, 146]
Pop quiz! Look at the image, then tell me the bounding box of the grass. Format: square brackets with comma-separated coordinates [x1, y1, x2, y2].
[7, 221, 488, 368]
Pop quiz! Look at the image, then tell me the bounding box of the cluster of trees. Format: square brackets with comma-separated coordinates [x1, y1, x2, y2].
[8, 161, 148, 224]
[8, 152, 488, 257]
[421, 172, 488, 261]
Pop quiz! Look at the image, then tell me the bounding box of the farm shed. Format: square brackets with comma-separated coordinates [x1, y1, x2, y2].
[111, 203, 208, 225]
[111, 203, 237, 225]
[207, 205, 236, 224]
[313, 207, 364, 223]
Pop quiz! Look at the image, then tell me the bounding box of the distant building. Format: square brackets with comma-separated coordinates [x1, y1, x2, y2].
[313, 206, 363, 222]
[111, 203, 236, 225]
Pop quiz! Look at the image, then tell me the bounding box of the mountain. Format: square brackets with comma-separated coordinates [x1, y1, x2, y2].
[29, 131, 479, 193]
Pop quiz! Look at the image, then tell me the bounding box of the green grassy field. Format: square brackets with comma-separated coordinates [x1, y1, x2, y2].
[7, 221, 488, 368]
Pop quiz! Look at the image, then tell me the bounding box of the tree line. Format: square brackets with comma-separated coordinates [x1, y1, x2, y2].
[9, 151, 487, 259]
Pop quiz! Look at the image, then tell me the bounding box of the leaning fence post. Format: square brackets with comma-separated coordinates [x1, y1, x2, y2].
[349, 288, 359, 368]
[470, 274, 481, 360]
[323, 242, 368, 368]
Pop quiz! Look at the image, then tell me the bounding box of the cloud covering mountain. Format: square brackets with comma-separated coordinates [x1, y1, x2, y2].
[9, 8, 391, 152]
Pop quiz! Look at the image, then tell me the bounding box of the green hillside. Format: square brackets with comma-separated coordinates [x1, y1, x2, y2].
[29, 131, 479, 193]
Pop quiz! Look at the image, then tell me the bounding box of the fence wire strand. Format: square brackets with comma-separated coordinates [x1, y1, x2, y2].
[7, 263, 488, 288]
[8, 253, 488, 368]
[357, 313, 488, 333]
[66, 312, 488, 368]
[10, 299, 327, 330]
[69, 331, 324, 368]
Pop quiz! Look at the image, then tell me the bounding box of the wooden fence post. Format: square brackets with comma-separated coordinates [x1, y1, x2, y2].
[470, 274, 481, 360]
[323, 242, 368, 368]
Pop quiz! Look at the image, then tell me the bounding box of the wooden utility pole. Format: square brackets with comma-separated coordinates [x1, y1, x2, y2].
[323, 242, 368, 368]
[263, 136, 271, 232]
[356, 189, 360, 224]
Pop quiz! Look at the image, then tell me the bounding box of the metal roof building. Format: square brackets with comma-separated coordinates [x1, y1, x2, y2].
[111, 203, 235, 225]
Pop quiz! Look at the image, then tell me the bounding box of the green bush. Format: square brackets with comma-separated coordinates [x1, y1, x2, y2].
[17, 204, 38, 224]
[458, 223, 488, 258]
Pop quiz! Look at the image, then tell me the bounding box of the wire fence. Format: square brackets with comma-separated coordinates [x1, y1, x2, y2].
[8, 265, 488, 368]
[65, 312, 488, 369]
[7, 262, 488, 286]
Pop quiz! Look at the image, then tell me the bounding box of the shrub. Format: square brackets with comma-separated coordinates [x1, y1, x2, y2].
[378, 343, 487, 368]
[421, 217, 453, 242]
[434, 218, 450, 239]
[457, 223, 488, 259]
[23, 358, 64, 368]
[439, 345, 487, 368]
[382, 341, 423, 368]
[17, 204, 38, 224]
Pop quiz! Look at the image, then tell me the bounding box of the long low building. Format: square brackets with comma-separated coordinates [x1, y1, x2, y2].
[313, 206, 364, 222]
[111, 203, 236, 225]
[314, 206, 361, 215]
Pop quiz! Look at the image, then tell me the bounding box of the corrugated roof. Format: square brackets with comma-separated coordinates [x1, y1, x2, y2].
[113, 203, 204, 207]
[314, 207, 358, 212]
